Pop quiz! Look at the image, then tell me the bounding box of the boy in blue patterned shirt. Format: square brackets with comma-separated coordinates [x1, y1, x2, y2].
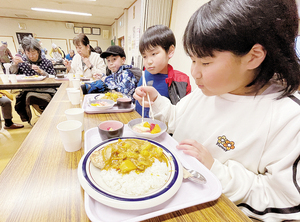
[100, 46, 138, 98]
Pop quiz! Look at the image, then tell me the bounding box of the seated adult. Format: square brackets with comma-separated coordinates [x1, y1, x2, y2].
[65, 49, 75, 61]
[10, 36, 56, 77]
[63, 33, 106, 79]
[10, 36, 57, 124]
[49, 43, 63, 64]
[0, 91, 23, 129]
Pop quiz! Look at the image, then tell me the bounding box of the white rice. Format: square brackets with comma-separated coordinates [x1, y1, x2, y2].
[99, 159, 169, 196]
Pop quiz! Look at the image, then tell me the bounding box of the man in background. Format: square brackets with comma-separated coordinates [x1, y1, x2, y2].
[65, 49, 75, 61]
[0, 41, 13, 73]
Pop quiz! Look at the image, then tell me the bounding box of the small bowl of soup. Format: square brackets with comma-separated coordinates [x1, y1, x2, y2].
[117, 97, 132, 109]
[98, 120, 124, 141]
[56, 74, 65, 78]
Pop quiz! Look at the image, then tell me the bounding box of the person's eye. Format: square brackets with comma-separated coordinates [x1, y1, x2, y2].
[142, 55, 146, 59]
[152, 52, 156, 56]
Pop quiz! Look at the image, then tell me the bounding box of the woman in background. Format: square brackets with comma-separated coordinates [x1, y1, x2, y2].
[10, 36, 56, 124]
[10, 36, 55, 76]
[64, 33, 106, 79]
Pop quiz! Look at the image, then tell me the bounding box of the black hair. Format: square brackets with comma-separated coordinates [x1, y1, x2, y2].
[73, 33, 95, 53]
[139, 25, 176, 54]
[183, 0, 300, 98]
[94, 46, 102, 55]
[22, 36, 41, 55]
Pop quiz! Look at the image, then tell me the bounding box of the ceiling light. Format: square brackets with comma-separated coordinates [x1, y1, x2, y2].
[31, 8, 92, 16]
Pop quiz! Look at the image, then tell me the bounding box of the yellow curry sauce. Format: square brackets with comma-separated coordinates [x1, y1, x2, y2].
[102, 92, 123, 102]
[100, 139, 169, 174]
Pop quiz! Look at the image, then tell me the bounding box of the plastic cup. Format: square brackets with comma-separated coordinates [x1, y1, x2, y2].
[72, 78, 80, 89]
[65, 108, 84, 131]
[3, 63, 11, 75]
[9, 74, 17, 83]
[57, 120, 82, 152]
[66, 88, 77, 101]
[68, 89, 81, 105]
[0, 74, 9, 84]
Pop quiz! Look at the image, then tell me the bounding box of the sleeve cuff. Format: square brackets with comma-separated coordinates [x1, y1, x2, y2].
[152, 94, 170, 113]
[210, 159, 230, 188]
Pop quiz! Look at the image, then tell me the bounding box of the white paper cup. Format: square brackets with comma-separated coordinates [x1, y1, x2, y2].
[0, 74, 9, 84]
[65, 108, 84, 131]
[68, 73, 73, 81]
[72, 78, 80, 89]
[3, 63, 11, 75]
[68, 89, 81, 105]
[57, 120, 82, 152]
[9, 74, 17, 83]
[66, 87, 77, 101]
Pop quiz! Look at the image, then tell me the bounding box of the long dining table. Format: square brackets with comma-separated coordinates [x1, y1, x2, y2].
[0, 79, 252, 222]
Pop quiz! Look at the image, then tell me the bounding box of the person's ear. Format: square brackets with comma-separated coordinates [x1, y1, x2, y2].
[246, 44, 266, 70]
[121, 57, 126, 64]
[168, 45, 175, 59]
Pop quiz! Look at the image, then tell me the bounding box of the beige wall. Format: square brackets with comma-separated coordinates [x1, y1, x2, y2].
[0, 17, 112, 60]
[0, 0, 205, 83]
[169, 0, 209, 90]
[125, 0, 142, 67]
[110, 0, 142, 66]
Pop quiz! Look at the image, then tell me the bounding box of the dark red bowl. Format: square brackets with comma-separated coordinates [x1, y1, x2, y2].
[98, 120, 124, 141]
[117, 97, 132, 109]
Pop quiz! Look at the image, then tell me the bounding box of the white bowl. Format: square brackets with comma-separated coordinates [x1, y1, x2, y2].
[88, 99, 115, 111]
[128, 118, 167, 139]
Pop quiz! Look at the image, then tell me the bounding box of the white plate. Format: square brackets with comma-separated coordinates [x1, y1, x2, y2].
[88, 98, 115, 111]
[128, 118, 167, 139]
[78, 137, 183, 210]
[83, 127, 222, 222]
[16, 75, 46, 81]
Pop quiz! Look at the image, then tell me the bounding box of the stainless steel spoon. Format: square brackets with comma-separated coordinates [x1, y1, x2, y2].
[182, 166, 207, 184]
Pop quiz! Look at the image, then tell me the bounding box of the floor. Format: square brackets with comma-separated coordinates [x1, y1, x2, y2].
[0, 90, 39, 174]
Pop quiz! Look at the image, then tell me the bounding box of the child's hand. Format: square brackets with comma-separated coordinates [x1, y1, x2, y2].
[133, 86, 158, 107]
[93, 73, 102, 80]
[176, 139, 214, 169]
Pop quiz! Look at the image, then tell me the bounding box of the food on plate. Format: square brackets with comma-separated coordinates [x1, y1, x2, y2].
[24, 75, 39, 79]
[90, 101, 110, 107]
[102, 91, 123, 102]
[90, 138, 170, 195]
[90, 138, 168, 173]
[132, 122, 161, 134]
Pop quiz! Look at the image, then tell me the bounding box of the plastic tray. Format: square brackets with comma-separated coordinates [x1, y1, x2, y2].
[83, 94, 135, 114]
[83, 126, 222, 222]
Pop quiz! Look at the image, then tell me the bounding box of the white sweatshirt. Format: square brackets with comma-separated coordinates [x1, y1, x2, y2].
[152, 85, 300, 221]
[70, 52, 106, 78]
